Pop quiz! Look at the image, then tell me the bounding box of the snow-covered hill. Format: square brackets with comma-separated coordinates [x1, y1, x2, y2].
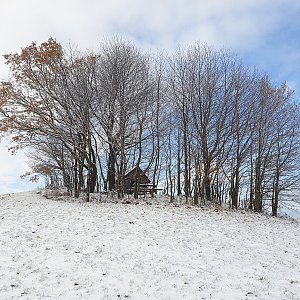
[0, 191, 299, 299]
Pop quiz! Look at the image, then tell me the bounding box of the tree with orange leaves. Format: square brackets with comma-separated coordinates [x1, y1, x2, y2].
[0, 38, 98, 199]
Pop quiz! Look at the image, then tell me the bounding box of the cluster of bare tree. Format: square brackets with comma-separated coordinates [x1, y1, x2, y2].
[0, 38, 299, 215]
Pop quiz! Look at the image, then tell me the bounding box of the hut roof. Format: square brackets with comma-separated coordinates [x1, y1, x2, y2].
[124, 166, 150, 182]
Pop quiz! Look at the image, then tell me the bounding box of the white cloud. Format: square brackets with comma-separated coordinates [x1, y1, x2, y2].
[1, 0, 299, 57]
[0, 139, 38, 194]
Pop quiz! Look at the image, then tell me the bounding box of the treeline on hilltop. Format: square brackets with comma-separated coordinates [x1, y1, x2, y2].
[0, 38, 299, 216]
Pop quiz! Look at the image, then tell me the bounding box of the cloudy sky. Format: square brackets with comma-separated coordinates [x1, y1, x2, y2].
[0, 0, 300, 194]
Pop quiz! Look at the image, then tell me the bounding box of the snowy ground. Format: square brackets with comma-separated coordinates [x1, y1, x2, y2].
[0, 191, 299, 300]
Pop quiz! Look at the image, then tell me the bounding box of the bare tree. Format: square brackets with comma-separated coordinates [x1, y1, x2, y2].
[92, 38, 152, 196]
[268, 83, 300, 216]
[188, 44, 234, 203]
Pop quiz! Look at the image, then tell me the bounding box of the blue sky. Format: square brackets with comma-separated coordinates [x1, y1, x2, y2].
[0, 0, 300, 194]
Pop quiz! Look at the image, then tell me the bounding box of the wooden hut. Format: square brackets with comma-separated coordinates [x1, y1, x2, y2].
[124, 166, 150, 194]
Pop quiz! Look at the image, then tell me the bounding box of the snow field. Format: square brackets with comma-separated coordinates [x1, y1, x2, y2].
[0, 191, 299, 299]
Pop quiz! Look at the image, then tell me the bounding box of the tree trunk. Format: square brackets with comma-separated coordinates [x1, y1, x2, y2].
[107, 144, 116, 191]
[177, 130, 182, 196]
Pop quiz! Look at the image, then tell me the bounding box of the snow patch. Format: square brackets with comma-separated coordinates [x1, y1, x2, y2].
[0, 191, 299, 299]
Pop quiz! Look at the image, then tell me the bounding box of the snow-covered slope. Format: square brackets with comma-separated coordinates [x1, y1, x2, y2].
[0, 191, 299, 300]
